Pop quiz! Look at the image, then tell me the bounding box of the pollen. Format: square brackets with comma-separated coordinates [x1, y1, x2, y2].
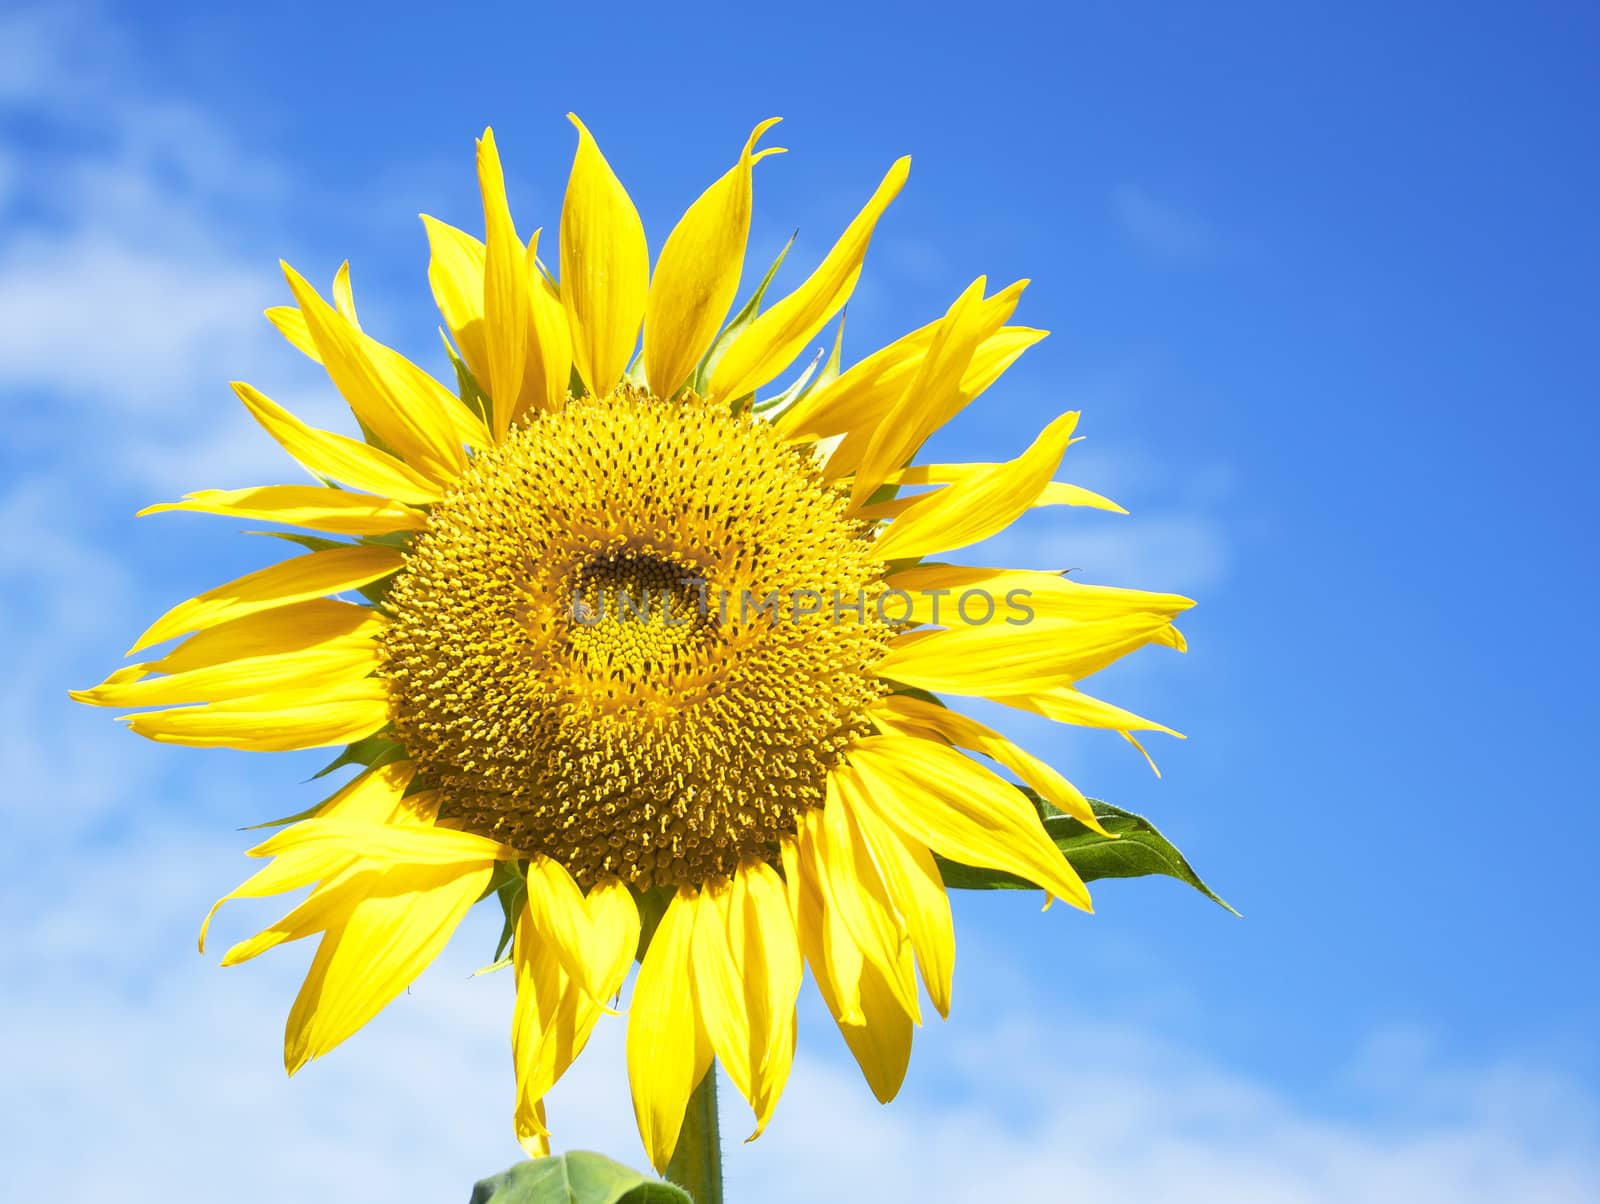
[381, 386, 891, 888]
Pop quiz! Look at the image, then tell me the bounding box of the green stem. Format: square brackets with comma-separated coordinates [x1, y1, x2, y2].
[665, 1067, 724, 1204]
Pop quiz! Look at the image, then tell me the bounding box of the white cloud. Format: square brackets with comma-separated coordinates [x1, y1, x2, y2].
[0, 233, 273, 409]
[0, 3, 343, 496]
[1114, 185, 1224, 264]
[7, 820, 1596, 1204]
[973, 511, 1229, 595]
[7, 11, 1582, 1204]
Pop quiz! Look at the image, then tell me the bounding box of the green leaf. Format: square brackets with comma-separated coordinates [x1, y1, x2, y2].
[937, 794, 1239, 915]
[468, 1152, 693, 1204]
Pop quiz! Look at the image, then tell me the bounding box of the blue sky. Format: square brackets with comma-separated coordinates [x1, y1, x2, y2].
[4, 1, 1598, 1199]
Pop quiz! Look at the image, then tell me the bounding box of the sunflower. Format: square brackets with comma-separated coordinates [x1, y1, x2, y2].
[73, 115, 1192, 1171]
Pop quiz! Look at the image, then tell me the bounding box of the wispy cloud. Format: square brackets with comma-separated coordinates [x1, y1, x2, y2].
[7, 834, 1597, 1204]
[0, 3, 337, 495]
[978, 511, 1230, 595]
[1114, 185, 1224, 265]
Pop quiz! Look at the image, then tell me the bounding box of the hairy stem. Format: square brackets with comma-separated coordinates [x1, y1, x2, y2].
[665, 1067, 723, 1204]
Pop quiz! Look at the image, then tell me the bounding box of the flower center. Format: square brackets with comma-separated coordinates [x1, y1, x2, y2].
[563, 551, 713, 675]
[381, 387, 890, 888]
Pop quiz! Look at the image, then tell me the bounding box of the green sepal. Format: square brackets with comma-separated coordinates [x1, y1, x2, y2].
[880, 681, 946, 708]
[632, 884, 673, 963]
[477, 863, 528, 974]
[441, 329, 493, 429]
[309, 732, 407, 781]
[691, 233, 795, 406]
[750, 345, 824, 416]
[937, 792, 1239, 915]
[236, 737, 407, 829]
[755, 312, 846, 423]
[246, 530, 347, 560]
[468, 1153, 692, 1204]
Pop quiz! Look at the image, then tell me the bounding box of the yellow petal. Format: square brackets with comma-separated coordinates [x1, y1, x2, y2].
[839, 780, 955, 1018]
[838, 951, 916, 1104]
[139, 485, 427, 536]
[628, 887, 713, 1173]
[524, 856, 603, 1000]
[708, 157, 910, 403]
[331, 261, 360, 326]
[232, 381, 443, 505]
[281, 262, 471, 479]
[512, 910, 564, 1147]
[779, 834, 803, 929]
[849, 275, 989, 501]
[512, 895, 616, 1152]
[560, 114, 649, 397]
[814, 779, 920, 1023]
[522, 230, 573, 416]
[518, 1100, 551, 1159]
[1122, 729, 1164, 776]
[789, 824, 917, 1103]
[1033, 479, 1127, 513]
[778, 319, 1041, 450]
[128, 546, 404, 655]
[73, 639, 380, 709]
[884, 564, 1194, 625]
[773, 319, 937, 443]
[875, 611, 1179, 697]
[643, 118, 783, 398]
[998, 684, 1185, 739]
[222, 861, 376, 967]
[270, 273, 487, 474]
[869, 411, 1081, 558]
[315, 760, 424, 824]
[421, 214, 492, 387]
[730, 860, 801, 1137]
[820, 320, 1043, 481]
[791, 812, 862, 1025]
[515, 903, 572, 1146]
[149, 598, 385, 673]
[266, 304, 317, 360]
[959, 323, 1047, 404]
[846, 735, 1092, 911]
[283, 861, 494, 1073]
[688, 878, 755, 1107]
[370, 336, 490, 454]
[476, 127, 531, 438]
[422, 211, 570, 421]
[583, 877, 641, 999]
[870, 694, 1107, 834]
[847, 279, 1024, 501]
[214, 811, 502, 966]
[246, 815, 515, 866]
[199, 845, 353, 953]
[859, 458, 1124, 523]
[124, 679, 389, 751]
[79, 599, 384, 704]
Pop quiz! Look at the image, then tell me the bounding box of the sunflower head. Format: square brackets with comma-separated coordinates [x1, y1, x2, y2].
[383, 383, 891, 889]
[73, 113, 1195, 1173]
